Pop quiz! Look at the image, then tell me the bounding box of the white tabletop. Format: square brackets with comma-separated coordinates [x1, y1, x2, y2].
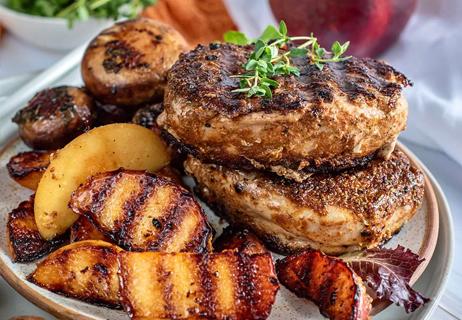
[0, 33, 460, 320]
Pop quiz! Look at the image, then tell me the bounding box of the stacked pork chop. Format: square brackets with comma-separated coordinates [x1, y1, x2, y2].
[158, 43, 425, 255]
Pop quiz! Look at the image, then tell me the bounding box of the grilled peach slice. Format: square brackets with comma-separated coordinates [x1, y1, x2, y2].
[28, 240, 122, 308]
[69, 170, 212, 253]
[70, 216, 109, 243]
[7, 150, 53, 190]
[7, 196, 66, 262]
[214, 227, 268, 255]
[118, 250, 279, 319]
[276, 250, 372, 320]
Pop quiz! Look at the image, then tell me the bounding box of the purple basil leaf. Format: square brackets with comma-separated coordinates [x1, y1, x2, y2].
[343, 245, 430, 313]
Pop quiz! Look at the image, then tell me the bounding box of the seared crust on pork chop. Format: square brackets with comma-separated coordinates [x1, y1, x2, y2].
[159, 43, 410, 180]
[185, 149, 424, 255]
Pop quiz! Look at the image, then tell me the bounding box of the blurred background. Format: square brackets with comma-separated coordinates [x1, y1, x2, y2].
[0, 0, 461, 319]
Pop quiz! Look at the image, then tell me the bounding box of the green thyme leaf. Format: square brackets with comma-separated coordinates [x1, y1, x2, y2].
[232, 88, 251, 93]
[342, 41, 350, 53]
[224, 20, 351, 99]
[279, 20, 288, 36]
[289, 48, 308, 57]
[259, 25, 281, 43]
[223, 30, 251, 45]
[314, 62, 324, 70]
[331, 41, 342, 56]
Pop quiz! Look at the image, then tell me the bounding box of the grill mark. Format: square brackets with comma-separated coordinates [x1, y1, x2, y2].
[157, 258, 175, 317]
[118, 254, 137, 317]
[235, 252, 252, 319]
[126, 179, 181, 251]
[196, 254, 215, 317]
[246, 254, 262, 320]
[118, 175, 158, 248]
[88, 171, 124, 220]
[167, 43, 409, 118]
[297, 254, 315, 298]
[318, 276, 335, 317]
[155, 194, 190, 251]
[184, 217, 212, 253]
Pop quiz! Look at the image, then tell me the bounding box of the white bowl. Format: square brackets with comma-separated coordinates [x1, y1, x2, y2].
[0, 3, 112, 51]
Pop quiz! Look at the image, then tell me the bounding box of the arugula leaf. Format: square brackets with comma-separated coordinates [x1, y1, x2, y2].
[343, 245, 430, 313]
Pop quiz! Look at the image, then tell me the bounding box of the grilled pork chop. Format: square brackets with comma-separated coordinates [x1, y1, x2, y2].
[69, 169, 212, 253]
[159, 43, 410, 181]
[185, 149, 424, 255]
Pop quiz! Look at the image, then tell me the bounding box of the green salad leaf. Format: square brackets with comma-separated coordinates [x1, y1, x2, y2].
[6, 0, 156, 27]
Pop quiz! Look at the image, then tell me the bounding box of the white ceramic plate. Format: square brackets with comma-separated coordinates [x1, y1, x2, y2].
[0, 66, 454, 319]
[0, 137, 451, 320]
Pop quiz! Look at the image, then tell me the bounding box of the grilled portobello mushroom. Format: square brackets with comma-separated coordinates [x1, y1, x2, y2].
[132, 102, 164, 133]
[94, 101, 134, 126]
[12, 86, 96, 150]
[81, 18, 187, 107]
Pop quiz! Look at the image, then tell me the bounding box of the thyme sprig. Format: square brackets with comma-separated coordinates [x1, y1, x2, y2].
[223, 21, 351, 98]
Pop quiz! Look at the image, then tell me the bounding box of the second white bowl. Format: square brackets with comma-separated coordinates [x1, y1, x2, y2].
[0, 3, 112, 51]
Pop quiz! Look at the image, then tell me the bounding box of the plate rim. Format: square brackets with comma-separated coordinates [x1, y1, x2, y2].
[0, 140, 452, 320]
[398, 143, 439, 283]
[371, 142, 440, 315]
[399, 142, 455, 320]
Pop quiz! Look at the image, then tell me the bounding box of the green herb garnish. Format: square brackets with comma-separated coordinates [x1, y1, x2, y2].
[223, 21, 351, 99]
[6, 0, 156, 27]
